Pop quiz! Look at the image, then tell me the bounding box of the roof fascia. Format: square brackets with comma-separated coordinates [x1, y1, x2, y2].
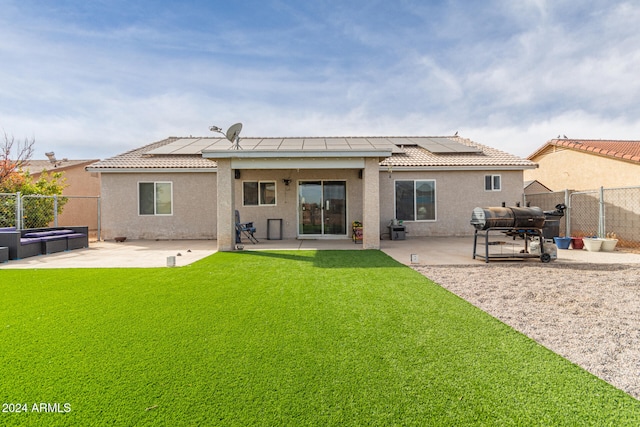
[85, 167, 217, 173]
[382, 165, 537, 171]
[526, 140, 557, 160]
[202, 149, 392, 159]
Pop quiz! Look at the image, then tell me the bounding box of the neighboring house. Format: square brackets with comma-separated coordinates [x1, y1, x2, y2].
[24, 155, 101, 234]
[87, 135, 535, 250]
[525, 139, 640, 191]
[524, 179, 552, 195]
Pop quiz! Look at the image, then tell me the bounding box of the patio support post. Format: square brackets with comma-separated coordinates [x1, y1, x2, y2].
[362, 157, 381, 249]
[216, 158, 236, 251]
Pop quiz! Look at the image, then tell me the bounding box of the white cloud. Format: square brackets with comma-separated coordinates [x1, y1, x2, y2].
[2, 0, 640, 161]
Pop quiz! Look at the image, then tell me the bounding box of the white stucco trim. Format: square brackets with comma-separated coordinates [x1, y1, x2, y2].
[85, 168, 216, 173]
[202, 149, 392, 159]
[231, 158, 367, 169]
[381, 165, 537, 171]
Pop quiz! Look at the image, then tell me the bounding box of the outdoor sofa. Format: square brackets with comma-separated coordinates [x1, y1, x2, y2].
[0, 226, 89, 260]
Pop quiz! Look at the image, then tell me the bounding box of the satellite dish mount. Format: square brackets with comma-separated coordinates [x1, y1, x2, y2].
[210, 122, 243, 150]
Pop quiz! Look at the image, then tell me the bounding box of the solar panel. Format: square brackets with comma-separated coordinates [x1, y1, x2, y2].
[407, 137, 482, 154]
[148, 136, 421, 155]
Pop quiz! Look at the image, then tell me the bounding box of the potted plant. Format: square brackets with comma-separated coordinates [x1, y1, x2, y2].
[601, 232, 618, 252]
[570, 236, 584, 250]
[553, 236, 572, 249]
[582, 236, 603, 252]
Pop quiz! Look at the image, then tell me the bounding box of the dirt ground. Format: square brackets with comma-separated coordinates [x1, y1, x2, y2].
[413, 262, 640, 400]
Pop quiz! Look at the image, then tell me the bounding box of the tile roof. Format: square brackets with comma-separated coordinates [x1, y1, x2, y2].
[529, 139, 640, 164]
[380, 137, 533, 168]
[87, 138, 219, 170]
[87, 136, 534, 170]
[22, 159, 99, 174]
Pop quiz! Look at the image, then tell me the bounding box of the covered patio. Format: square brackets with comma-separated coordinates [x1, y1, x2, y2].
[200, 136, 394, 251]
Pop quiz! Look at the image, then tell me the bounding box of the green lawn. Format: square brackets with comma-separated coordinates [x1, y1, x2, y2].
[1, 250, 639, 426]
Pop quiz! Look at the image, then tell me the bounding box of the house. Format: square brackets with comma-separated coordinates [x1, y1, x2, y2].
[23, 155, 101, 235]
[524, 179, 552, 195]
[86, 135, 535, 250]
[525, 139, 640, 191]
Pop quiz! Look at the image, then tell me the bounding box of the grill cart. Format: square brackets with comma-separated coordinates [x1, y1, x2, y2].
[471, 204, 566, 263]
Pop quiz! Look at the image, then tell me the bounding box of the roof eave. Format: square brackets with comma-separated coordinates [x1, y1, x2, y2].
[201, 149, 393, 159]
[381, 165, 537, 171]
[85, 167, 217, 173]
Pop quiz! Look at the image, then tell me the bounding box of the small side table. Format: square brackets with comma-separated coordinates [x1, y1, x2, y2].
[267, 218, 283, 240]
[388, 225, 406, 240]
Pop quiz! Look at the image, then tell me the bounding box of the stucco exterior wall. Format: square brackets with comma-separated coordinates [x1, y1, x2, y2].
[525, 147, 640, 191]
[234, 168, 362, 240]
[100, 172, 217, 240]
[378, 169, 525, 237]
[524, 180, 551, 195]
[99, 168, 526, 240]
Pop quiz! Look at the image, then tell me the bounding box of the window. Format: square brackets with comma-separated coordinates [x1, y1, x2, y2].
[139, 182, 172, 215]
[243, 181, 276, 206]
[485, 175, 501, 191]
[395, 180, 436, 221]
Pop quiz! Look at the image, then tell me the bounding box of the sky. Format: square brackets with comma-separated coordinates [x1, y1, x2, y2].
[2, 0, 640, 160]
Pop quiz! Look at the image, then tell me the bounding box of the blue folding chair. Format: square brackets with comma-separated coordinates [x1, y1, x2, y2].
[235, 210, 259, 244]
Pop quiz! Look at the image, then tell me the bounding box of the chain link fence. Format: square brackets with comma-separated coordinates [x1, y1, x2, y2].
[523, 190, 568, 237]
[602, 187, 640, 248]
[0, 193, 19, 227]
[0, 192, 100, 240]
[525, 186, 640, 249]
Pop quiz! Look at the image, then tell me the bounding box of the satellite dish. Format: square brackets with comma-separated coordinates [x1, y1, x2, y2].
[226, 123, 242, 143]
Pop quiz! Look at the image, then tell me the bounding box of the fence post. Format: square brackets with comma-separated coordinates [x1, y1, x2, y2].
[598, 186, 605, 238]
[97, 197, 102, 241]
[53, 194, 59, 227]
[564, 189, 571, 237]
[16, 192, 21, 230]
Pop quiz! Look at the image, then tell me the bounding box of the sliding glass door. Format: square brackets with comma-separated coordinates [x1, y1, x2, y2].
[298, 181, 346, 236]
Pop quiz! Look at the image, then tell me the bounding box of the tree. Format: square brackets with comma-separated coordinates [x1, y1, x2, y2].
[1, 130, 34, 184]
[0, 131, 67, 228]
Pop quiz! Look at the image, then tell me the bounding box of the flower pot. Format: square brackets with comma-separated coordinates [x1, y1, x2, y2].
[600, 239, 618, 252]
[582, 238, 603, 252]
[553, 236, 572, 249]
[570, 237, 584, 250]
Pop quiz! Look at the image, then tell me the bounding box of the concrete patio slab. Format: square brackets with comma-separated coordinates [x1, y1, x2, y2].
[1, 236, 639, 269]
[379, 236, 640, 266]
[0, 239, 217, 269]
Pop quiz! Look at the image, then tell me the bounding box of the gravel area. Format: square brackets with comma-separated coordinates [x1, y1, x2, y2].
[412, 262, 640, 400]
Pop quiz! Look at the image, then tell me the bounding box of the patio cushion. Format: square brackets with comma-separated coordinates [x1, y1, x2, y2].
[39, 234, 69, 241]
[20, 237, 43, 245]
[48, 229, 75, 235]
[23, 231, 54, 238]
[23, 229, 74, 238]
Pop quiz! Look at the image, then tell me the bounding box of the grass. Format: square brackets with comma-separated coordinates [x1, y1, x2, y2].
[1, 250, 639, 426]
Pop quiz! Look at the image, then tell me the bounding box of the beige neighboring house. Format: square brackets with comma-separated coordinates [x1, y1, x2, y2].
[24, 155, 101, 234]
[86, 135, 535, 250]
[524, 180, 552, 195]
[525, 139, 640, 191]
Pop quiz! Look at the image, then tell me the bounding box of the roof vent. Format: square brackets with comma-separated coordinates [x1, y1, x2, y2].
[45, 152, 57, 163]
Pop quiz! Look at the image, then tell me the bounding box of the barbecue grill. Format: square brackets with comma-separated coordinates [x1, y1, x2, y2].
[470, 206, 546, 230]
[471, 204, 566, 263]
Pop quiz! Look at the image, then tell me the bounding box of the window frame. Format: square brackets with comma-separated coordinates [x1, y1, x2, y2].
[242, 180, 277, 206]
[394, 179, 437, 222]
[484, 174, 502, 191]
[138, 181, 173, 216]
